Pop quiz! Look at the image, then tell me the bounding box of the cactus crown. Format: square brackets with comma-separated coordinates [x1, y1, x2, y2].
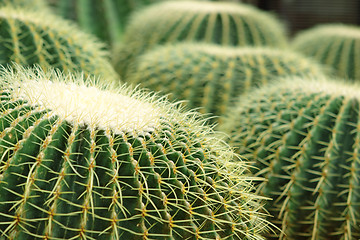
[219, 76, 360, 239]
[9, 70, 162, 133]
[0, 66, 270, 239]
[128, 43, 324, 123]
[114, 0, 287, 77]
[292, 23, 360, 81]
[0, 6, 119, 83]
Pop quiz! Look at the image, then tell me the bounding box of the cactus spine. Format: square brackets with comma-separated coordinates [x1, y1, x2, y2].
[127, 43, 324, 122]
[0, 66, 270, 239]
[114, 0, 288, 77]
[219, 76, 360, 239]
[292, 24, 360, 81]
[0, 6, 119, 84]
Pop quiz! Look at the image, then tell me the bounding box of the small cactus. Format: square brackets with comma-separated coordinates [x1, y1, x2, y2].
[0, 6, 119, 84]
[114, 0, 288, 77]
[292, 24, 360, 81]
[0, 66, 270, 240]
[127, 43, 324, 123]
[219, 76, 360, 239]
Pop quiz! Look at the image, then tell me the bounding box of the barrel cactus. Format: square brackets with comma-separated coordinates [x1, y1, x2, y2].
[292, 24, 360, 81]
[0, 66, 270, 239]
[127, 43, 324, 123]
[0, 6, 119, 84]
[219, 76, 360, 239]
[114, 0, 288, 77]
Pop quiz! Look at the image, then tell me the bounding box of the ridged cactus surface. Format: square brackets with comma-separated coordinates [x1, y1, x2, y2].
[0, 67, 269, 240]
[127, 43, 323, 122]
[219, 76, 360, 239]
[292, 24, 360, 81]
[48, 0, 139, 46]
[114, 0, 288, 77]
[0, 6, 119, 83]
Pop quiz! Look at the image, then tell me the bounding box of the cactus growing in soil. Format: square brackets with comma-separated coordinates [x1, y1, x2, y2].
[127, 43, 324, 122]
[0, 66, 270, 240]
[219, 76, 360, 239]
[114, 0, 288, 78]
[0, 6, 119, 84]
[292, 24, 360, 81]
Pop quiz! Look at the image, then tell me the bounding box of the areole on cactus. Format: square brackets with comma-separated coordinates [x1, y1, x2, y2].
[114, 0, 288, 78]
[219, 76, 360, 239]
[0, 66, 270, 239]
[0, 6, 119, 84]
[127, 43, 324, 123]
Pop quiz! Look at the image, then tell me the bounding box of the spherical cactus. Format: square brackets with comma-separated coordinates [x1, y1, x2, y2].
[114, 0, 288, 78]
[292, 24, 360, 81]
[219, 76, 360, 239]
[127, 43, 324, 123]
[0, 66, 270, 239]
[0, 6, 119, 84]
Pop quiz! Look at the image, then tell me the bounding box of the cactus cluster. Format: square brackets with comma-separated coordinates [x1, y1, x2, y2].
[0, 67, 269, 240]
[0, 6, 119, 84]
[219, 76, 360, 239]
[292, 24, 360, 81]
[127, 43, 324, 122]
[114, 0, 288, 77]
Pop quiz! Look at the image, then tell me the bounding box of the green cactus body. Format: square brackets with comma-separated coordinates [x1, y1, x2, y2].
[114, 0, 288, 78]
[292, 24, 360, 81]
[48, 0, 139, 46]
[0, 6, 119, 84]
[0, 67, 269, 239]
[127, 43, 324, 123]
[219, 76, 360, 239]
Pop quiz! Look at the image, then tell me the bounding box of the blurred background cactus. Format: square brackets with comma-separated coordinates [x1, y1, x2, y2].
[219, 76, 360, 239]
[113, 0, 288, 78]
[0, 6, 119, 84]
[47, 0, 139, 47]
[0, 67, 270, 240]
[127, 43, 324, 123]
[292, 24, 360, 81]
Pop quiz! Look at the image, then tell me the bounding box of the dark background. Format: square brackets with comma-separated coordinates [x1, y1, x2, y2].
[225, 0, 360, 36]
